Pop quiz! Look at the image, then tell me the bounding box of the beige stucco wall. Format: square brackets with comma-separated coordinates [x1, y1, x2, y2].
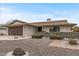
[42, 26, 72, 32]
[23, 25, 35, 36]
[6, 25, 72, 36]
[60, 26, 72, 32]
[11, 22, 24, 25]
[0, 28, 7, 35]
[42, 26, 50, 32]
[6, 28, 9, 35]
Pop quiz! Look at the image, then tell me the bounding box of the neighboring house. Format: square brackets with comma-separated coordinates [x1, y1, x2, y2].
[3, 19, 76, 36]
[0, 25, 7, 35]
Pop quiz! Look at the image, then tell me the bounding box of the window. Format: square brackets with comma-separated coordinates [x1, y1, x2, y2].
[50, 26, 60, 32]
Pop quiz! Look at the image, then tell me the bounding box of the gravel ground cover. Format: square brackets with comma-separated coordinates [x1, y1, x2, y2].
[0, 37, 79, 56]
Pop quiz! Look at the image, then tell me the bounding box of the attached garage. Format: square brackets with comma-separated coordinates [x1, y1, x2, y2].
[7, 20, 35, 36]
[8, 26, 23, 35]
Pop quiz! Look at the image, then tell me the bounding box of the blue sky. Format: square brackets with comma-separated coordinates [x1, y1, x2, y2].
[0, 3, 79, 25]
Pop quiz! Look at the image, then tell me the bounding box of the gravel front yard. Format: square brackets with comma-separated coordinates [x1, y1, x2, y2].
[0, 37, 79, 56]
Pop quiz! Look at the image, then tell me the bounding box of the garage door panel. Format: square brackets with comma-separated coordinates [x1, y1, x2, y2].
[8, 26, 23, 35]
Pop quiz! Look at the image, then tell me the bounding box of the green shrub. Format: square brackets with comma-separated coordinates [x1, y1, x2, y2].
[14, 36, 18, 39]
[32, 34, 43, 38]
[69, 40, 77, 45]
[12, 48, 26, 56]
[50, 34, 64, 40]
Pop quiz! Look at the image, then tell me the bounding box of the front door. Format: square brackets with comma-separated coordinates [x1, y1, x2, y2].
[37, 27, 42, 32]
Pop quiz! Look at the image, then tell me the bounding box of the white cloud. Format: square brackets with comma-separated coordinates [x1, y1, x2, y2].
[0, 7, 79, 26]
[0, 7, 11, 11]
[62, 11, 67, 15]
[55, 11, 67, 16]
[1, 9, 79, 26]
[55, 11, 60, 15]
[1, 12, 54, 23]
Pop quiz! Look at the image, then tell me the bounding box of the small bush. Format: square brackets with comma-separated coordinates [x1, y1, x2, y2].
[32, 34, 43, 38]
[0, 33, 5, 35]
[12, 48, 26, 56]
[14, 36, 18, 39]
[69, 40, 77, 45]
[50, 34, 64, 40]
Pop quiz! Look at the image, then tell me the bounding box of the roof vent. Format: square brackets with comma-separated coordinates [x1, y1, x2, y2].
[47, 18, 51, 21]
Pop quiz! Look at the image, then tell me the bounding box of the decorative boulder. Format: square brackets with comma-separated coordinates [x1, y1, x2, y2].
[12, 48, 26, 56]
[32, 34, 43, 38]
[69, 40, 77, 45]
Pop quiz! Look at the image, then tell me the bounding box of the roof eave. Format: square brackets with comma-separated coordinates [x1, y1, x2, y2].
[32, 23, 77, 27]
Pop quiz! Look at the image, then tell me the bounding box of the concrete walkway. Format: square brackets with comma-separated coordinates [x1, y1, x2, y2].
[49, 40, 79, 50]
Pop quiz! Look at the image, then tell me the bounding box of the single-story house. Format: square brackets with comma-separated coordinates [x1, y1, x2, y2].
[3, 19, 77, 36]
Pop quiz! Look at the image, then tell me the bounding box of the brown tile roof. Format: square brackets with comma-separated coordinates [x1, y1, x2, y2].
[4, 20, 77, 27]
[31, 20, 77, 27]
[5, 20, 34, 27]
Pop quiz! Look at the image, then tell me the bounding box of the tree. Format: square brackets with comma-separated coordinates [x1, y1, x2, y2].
[72, 26, 79, 32]
[6, 19, 14, 24]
